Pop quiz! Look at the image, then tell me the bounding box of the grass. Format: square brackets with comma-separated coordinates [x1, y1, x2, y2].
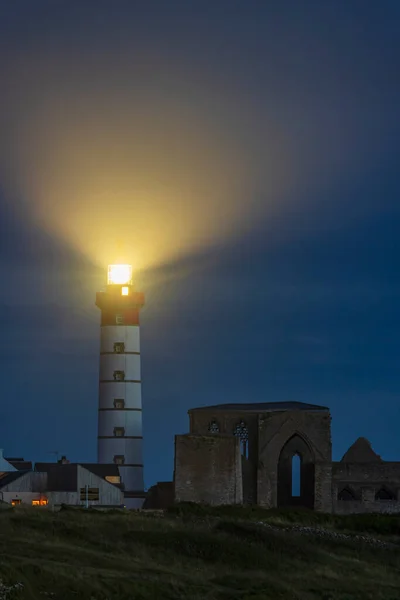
[0, 504, 399, 599]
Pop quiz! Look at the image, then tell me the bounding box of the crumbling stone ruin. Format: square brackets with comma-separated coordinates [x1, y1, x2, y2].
[150, 401, 400, 513]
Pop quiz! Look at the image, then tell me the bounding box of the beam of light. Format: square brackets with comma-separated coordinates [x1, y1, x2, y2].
[0, 5, 395, 283]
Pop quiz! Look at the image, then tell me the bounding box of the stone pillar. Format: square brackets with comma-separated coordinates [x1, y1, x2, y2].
[314, 462, 333, 513]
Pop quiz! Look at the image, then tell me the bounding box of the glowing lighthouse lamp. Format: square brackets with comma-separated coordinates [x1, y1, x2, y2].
[96, 264, 146, 508]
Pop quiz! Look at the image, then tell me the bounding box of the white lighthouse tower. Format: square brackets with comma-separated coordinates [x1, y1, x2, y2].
[96, 264, 145, 508]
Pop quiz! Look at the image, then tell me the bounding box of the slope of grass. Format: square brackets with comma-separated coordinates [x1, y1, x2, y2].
[0, 505, 399, 599]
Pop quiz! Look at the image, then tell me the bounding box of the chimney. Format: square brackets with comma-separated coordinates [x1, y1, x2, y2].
[58, 456, 70, 464]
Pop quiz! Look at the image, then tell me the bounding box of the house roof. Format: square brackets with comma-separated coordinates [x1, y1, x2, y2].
[188, 401, 329, 413]
[80, 464, 120, 478]
[35, 462, 120, 479]
[34, 463, 121, 491]
[0, 471, 25, 489]
[341, 437, 382, 463]
[6, 460, 33, 471]
[46, 464, 78, 492]
[0, 449, 18, 472]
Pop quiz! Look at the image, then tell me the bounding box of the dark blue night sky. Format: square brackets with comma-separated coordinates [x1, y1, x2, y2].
[0, 1, 399, 489]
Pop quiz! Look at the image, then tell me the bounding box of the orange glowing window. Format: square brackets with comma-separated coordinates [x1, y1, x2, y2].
[11, 499, 21, 506]
[105, 475, 121, 484]
[32, 498, 48, 506]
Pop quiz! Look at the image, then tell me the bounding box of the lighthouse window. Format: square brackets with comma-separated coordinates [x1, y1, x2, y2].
[114, 398, 125, 409]
[114, 455, 125, 465]
[113, 370, 125, 382]
[114, 427, 125, 437]
[114, 342, 125, 353]
[116, 314, 124, 325]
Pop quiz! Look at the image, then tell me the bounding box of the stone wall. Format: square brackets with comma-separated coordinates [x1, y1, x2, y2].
[143, 481, 175, 509]
[257, 410, 332, 510]
[174, 434, 243, 505]
[189, 410, 258, 504]
[332, 461, 400, 514]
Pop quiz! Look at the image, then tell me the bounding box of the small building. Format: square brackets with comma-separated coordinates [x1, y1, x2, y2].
[0, 458, 123, 508]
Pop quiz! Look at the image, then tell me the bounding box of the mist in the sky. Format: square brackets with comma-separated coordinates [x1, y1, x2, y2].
[1, 1, 398, 282]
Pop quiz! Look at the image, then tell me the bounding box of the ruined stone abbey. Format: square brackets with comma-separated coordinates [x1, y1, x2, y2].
[147, 401, 400, 513]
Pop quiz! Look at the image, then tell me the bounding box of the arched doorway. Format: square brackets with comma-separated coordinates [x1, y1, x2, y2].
[277, 434, 315, 509]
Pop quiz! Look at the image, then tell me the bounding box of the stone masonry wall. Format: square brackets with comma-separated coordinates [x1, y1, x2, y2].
[257, 410, 332, 510]
[189, 410, 258, 503]
[174, 434, 243, 505]
[332, 461, 400, 514]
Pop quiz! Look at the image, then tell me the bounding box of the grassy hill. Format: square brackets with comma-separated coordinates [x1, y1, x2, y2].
[1, 503, 400, 599]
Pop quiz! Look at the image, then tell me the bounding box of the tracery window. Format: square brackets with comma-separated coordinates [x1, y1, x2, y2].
[208, 420, 220, 433]
[233, 420, 249, 458]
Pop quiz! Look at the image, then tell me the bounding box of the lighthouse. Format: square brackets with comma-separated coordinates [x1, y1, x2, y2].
[96, 264, 145, 508]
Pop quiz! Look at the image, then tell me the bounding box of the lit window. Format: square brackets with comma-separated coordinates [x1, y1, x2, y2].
[114, 398, 125, 409]
[31, 498, 48, 506]
[114, 455, 125, 465]
[116, 314, 124, 325]
[233, 420, 249, 458]
[121, 286, 129, 296]
[113, 370, 125, 382]
[114, 427, 125, 437]
[208, 420, 220, 433]
[11, 499, 21, 506]
[105, 475, 121, 484]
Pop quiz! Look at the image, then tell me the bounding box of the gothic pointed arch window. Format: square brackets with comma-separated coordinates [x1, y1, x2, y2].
[233, 420, 249, 458]
[338, 487, 357, 501]
[375, 487, 395, 500]
[208, 420, 220, 433]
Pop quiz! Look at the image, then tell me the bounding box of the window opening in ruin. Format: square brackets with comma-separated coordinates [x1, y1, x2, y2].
[375, 488, 394, 501]
[291, 454, 301, 497]
[338, 488, 356, 501]
[208, 420, 220, 433]
[233, 420, 249, 458]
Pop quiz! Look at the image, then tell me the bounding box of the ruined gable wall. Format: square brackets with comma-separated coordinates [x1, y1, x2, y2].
[174, 434, 243, 505]
[257, 410, 332, 511]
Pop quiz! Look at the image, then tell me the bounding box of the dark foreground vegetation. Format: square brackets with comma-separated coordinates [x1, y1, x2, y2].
[1, 503, 400, 599]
